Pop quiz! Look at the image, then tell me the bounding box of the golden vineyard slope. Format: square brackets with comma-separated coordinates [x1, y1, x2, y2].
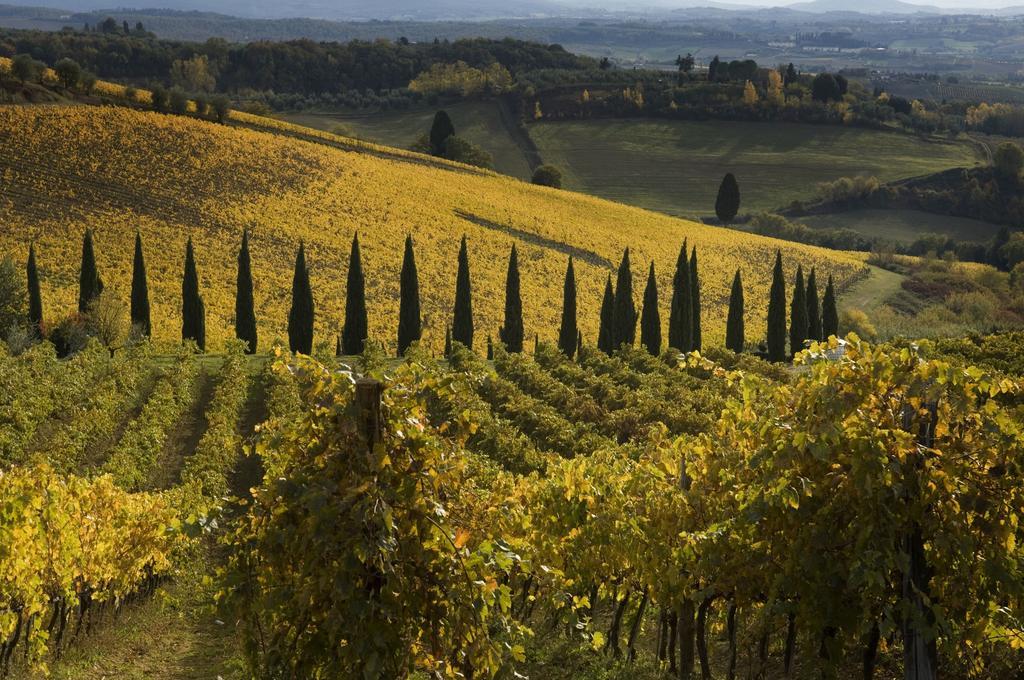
[0, 105, 866, 352]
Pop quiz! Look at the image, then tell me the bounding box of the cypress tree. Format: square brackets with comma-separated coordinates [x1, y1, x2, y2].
[598, 275, 615, 355]
[790, 264, 808, 359]
[429, 110, 455, 155]
[181, 237, 205, 351]
[342, 233, 368, 355]
[487, 334, 494, 360]
[668, 242, 692, 352]
[26, 243, 42, 333]
[452, 236, 474, 350]
[78, 229, 103, 313]
[499, 245, 524, 353]
[806, 267, 822, 342]
[640, 262, 661, 356]
[397, 234, 421, 356]
[611, 248, 636, 349]
[235, 229, 257, 354]
[822, 274, 839, 339]
[726, 269, 744, 353]
[767, 251, 787, 363]
[130, 232, 151, 338]
[558, 256, 577, 358]
[715, 173, 741, 224]
[288, 242, 314, 354]
[690, 247, 702, 352]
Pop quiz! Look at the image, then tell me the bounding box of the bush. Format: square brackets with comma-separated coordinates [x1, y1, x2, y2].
[150, 85, 168, 112]
[0, 257, 25, 336]
[49, 314, 90, 358]
[53, 58, 81, 90]
[193, 93, 209, 116]
[994, 142, 1024, 182]
[10, 54, 42, 83]
[839, 307, 877, 340]
[211, 94, 231, 123]
[168, 87, 189, 115]
[531, 164, 563, 188]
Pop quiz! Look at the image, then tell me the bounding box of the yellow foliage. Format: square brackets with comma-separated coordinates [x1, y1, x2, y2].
[408, 61, 512, 97]
[743, 80, 758, 105]
[0, 106, 866, 353]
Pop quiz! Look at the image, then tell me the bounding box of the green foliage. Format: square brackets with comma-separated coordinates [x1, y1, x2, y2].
[398, 234, 422, 356]
[429, 109, 455, 155]
[78, 229, 103, 314]
[287, 242, 314, 355]
[0, 256, 27, 338]
[640, 262, 661, 356]
[726, 269, 744, 353]
[25, 244, 41, 333]
[822, 274, 839, 339]
[806, 266, 822, 342]
[715, 172, 740, 224]
[181, 237, 206, 352]
[342, 233, 368, 355]
[993, 141, 1024, 181]
[690, 247, 702, 352]
[597, 275, 614, 355]
[611, 248, 636, 350]
[767, 250, 787, 362]
[235, 229, 257, 354]
[532, 164, 563, 188]
[53, 57, 81, 89]
[102, 344, 198, 490]
[789, 264, 808, 357]
[220, 354, 525, 678]
[668, 242, 692, 352]
[558, 256, 577, 359]
[500, 245, 524, 353]
[131, 232, 151, 338]
[452, 236, 474, 351]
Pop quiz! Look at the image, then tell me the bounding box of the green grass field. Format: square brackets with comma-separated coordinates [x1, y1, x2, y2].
[277, 99, 533, 180]
[526, 119, 985, 217]
[799, 208, 1004, 244]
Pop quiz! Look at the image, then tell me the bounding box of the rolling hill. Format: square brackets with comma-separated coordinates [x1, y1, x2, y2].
[0, 104, 866, 352]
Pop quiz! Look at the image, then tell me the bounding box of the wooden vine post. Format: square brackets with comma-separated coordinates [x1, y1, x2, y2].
[355, 377, 383, 451]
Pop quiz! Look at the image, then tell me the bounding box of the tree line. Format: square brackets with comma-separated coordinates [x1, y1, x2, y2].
[14, 230, 840, 362]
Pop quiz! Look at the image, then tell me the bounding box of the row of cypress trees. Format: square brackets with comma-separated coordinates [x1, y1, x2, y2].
[25, 231, 838, 362]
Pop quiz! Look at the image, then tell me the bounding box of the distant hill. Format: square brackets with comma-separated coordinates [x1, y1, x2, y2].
[785, 0, 942, 13]
[0, 105, 864, 351]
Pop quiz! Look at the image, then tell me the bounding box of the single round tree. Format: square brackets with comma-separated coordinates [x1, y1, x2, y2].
[531, 165, 563, 188]
[715, 173, 741, 224]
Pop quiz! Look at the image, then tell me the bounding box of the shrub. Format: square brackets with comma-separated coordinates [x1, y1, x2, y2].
[49, 314, 90, 358]
[531, 164, 563, 188]
[839, 307, 876, 340]
[994, 142, 1024, 182]
[53, 58, 81, 89]
[168, 87, 189, 115]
